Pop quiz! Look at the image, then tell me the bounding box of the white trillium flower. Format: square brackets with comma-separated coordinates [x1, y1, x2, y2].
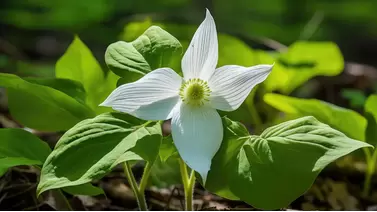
[100, 9, 273, 183]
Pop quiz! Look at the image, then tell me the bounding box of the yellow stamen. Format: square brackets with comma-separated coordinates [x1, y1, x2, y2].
[179, 78, 211, 107]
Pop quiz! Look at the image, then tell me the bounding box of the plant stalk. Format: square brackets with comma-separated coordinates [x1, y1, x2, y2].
[123, 161, 151, 211]
[362, 148, 377, 197]
[179, 158, 196, 211]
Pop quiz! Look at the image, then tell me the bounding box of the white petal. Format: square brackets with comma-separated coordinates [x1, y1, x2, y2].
[100, 68, 182, 120]
[209, 64, 273, 111]
[171, 103, 223, 184]
[181, 9, 218, 81]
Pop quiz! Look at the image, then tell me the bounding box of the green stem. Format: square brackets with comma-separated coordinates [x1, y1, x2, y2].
[139, 162, 153, 195]
[362, 148, 377, 197]
[123, 162, 148, 211]
[179, 158, 196, 211]
[186, 170, 196, 211]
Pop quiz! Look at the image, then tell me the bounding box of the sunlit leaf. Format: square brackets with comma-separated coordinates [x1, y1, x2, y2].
[365, 95, 377, 145]
[205, 117, 248, 200]
[227, 116, 371, 209]
[365, 94, 377, 120]
[55, 36, 106, 111]
[106, 26, 182, 78]
[25, 77, 87, 104]
[264, 42, 344, 94]
[264, 93, 366, 141]
[0, 73, 94, 131]
[37, 112, 162, 195]
[0, 128, 51, 176]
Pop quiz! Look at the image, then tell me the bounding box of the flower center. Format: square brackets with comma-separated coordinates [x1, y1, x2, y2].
[179, 78, 211, 107]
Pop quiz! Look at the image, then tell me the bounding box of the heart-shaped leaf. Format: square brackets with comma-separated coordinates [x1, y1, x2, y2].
[37, 112, 162, 195]
[0, 128, 51, 176]
[0, 73, 94, 131]
[264, 93, 366, 141]
[224, 116, 371, 209]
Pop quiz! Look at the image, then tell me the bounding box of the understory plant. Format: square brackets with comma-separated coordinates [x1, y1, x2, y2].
[264, 93, 377, 197]
[0, 9, 373, 211]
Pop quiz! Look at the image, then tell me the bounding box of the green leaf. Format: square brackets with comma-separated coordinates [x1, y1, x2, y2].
[0, 73, 94, 131]
[0, 128, 51, 176]
[37, 112, 162, 195]
[149, 157, 181, 188]
[217, 35, 272, 67]
[365, 94, 377, 120]
[106, 26, 182, 78]
[205, 117, 249, 200]
[63, 183, 104, 196]
[264, 93, 366, 141]
[365, 113, 377, 146]
[94, 71, 120, 114]
[159, 135, 178, 162]
[264, 42, 344, 94]
[55, 36, 105, 110]
[25, 77, 87, 104]
[105, 41, 149, 78]
[228, 116, 372, 209]
[365, 95, 377, 145]
[148, 135, 181, 188]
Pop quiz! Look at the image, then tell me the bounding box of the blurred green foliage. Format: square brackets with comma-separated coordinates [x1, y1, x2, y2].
[2, 0, 377, 45]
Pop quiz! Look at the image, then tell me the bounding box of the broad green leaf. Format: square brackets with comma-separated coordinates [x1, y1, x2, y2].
[116, 71, 145, 86]
[0, 167, 7, 176]
[37, 112, 162, 195]
[365, 94, 377, 120]
[159, 135, 178, 162]
[16, 61, 55, 78]
[365, 95, 377, 145]
[149, 157, 181, 188]
[264, 42, 344, 94]
[148, 135, 181, 188]
[217, 35, 273, 67]
[55, 36, 105, 110]
[228, 116, 372, 209]
[63, 183, 104, 196]
[106, 26, 182, 78]
[0, 128, 51, 176]
[365, 113, 377, 146]
[94, 71, 120, 114]
[264, 93, 366, 141]
[0, 73, 94, 131]
[25, 77, 86, 104]
[105, 41, 149, 77]
[205, 117, 248, 200]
